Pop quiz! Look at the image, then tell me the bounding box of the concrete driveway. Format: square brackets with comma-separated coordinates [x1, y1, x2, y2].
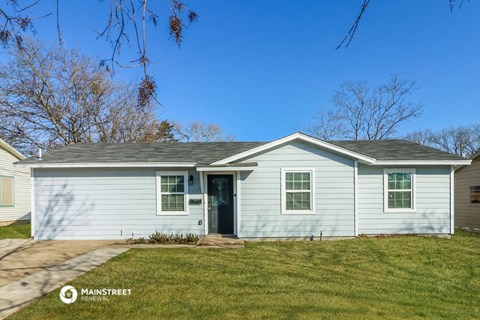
[0, 239, 127, 319]
[0, 239, 117, 287]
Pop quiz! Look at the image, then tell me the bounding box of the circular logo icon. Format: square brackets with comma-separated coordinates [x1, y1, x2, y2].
[59, 285, 78, 304]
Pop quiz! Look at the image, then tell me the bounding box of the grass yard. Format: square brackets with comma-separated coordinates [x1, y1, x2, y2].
[0, 223, 30, 239]
[9, 231, 480, 320]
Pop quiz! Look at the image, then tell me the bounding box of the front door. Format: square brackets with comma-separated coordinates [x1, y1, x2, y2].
[207, 175, 234, 234]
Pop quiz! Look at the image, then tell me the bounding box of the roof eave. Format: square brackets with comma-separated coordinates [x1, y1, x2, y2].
[371, 160, 472, 166]
[196, 162, 258, 172]
[471, 151, 480, 161]
[0, 138, 25, 160]
[14, 162, 198, 169]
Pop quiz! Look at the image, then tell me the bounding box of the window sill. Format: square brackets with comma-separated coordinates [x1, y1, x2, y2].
[384, 209, 415, 213]
[156, 212, 189, 216]
[281, 211, 315, 215]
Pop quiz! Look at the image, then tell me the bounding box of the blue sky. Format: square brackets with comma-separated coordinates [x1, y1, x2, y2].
[8, 0, 480, 141]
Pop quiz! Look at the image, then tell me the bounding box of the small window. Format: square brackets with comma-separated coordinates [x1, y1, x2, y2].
[384, 169, 415, 212]
[471, 186, 480, 204]
[282, 169, 314, 214]
[156, 172, 188, 215]
[0, 176, 14, 207]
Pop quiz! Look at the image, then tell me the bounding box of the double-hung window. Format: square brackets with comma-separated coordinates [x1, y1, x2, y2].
[156, 171, 188, 215]
[0, 176, 14, 207]
[282, 168, 315, 214]
[384, 169, 415, 212]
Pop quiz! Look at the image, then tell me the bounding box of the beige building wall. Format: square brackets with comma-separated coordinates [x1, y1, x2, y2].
[0, 145, 31, 223]
[455, 154, 480, 229]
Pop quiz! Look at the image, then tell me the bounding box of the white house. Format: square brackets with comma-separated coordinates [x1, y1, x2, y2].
[15, 132, 470, 240]
[0, 138, 31, 225]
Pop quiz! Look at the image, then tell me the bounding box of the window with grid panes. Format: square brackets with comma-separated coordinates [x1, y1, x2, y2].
[384, 169, 415, 211]
[283, 170, 314, 213]
[157, 172, 188, 214]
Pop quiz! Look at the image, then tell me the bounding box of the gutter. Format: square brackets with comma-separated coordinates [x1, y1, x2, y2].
[14, 162, 198, 169]
[370, 160, 472, 166]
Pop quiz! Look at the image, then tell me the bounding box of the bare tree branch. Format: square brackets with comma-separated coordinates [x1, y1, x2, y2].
[336, 0, 371, 49]
[406, 125, 480, 157]
[0, 39, 175, 155]
[96, 0, 197, 76]
[337, 0, 469, 48]
[304, 111, 345, 141]
[306, 75, 422, 141]
[174, 121, 235, 142]
[56, 0, 63, 45]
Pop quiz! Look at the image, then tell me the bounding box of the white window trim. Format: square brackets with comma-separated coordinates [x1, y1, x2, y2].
[156, 171, 189, 215]
[281, 168, 315, 215]
[383, 168, 416, 213]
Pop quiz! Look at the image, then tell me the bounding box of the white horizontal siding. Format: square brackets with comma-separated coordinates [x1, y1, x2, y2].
[0, 147, 30, 222]
[357, 165, 451, 234]
[239, 141, 355, 238]
[34, 168, 204, 240]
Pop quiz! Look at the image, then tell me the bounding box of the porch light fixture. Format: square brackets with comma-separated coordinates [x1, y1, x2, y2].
[188, 175, 194, 186]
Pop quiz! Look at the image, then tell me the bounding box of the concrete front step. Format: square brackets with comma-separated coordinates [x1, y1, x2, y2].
[195, 235, 245, 248]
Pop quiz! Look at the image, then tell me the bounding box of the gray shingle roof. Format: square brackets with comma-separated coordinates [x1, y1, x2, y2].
[329, 140, 465, 161]
[17, 138, 466, 165]
[18, 142, 265, 165]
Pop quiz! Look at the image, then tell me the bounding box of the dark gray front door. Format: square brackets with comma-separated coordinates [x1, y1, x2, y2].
[207, 175, 234, 234]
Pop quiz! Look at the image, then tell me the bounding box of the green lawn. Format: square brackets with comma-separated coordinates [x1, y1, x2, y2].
[0, 223, 30, 239]
[9, 231, 480, 320]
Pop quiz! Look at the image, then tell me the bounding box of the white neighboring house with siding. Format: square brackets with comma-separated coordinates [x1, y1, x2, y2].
[15, 132, 470, 240]
[0, 138, 31, 224]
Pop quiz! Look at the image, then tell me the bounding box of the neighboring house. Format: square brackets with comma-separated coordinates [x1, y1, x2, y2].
[455, 151, 480, 229]
[15, 132, 470, 240]
[0, 138, 31, 225]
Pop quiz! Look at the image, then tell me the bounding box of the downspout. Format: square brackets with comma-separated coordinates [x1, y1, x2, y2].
[30, 168, 35, 238]
[236, 172, 241, 237]
[450, 165, 455, 235]
[199, 171, 207, 235]
[30, 148, 43, 239]
[354, 160, 359, 237]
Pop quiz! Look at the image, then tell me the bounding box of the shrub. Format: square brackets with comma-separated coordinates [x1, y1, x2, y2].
[149, 232, 200, 244]
[126, 237, 154, 244]
[357, 233, 417, 239]
[374, 233, 417, 238]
